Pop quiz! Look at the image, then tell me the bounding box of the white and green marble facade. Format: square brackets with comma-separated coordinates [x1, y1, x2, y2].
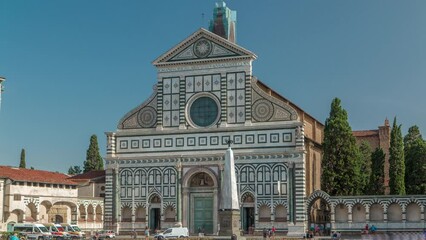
[104, 28, 309, 236]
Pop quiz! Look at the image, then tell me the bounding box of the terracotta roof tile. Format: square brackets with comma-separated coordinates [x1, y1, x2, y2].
[352, 130, 379, 137]
[0, 166, 78, 185]
[68, 170, 105, 180]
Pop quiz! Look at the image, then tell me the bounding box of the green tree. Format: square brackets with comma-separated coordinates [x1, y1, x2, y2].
[83, 135, 104, 173]
[404, 126, 426, 194]
[19, 148, 26, 168]
[359, 141, 372, 194]
[367, 148, 385, 195]
[404, 125, 422, 149]
[68, 166, 83, 175]
[321, 98, 362, 196]
[389, 117, 405, 195]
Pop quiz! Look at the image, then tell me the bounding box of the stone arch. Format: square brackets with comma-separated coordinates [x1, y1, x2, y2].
[406, 202, 421, 222]
[135, 205, 146, 222]
[335, 203, 348, 222]
[51, 201, 77, 224]
[39, 200, 52, 223]
[25, 202, 37, 222]
[182, 167, 218, 188]
[387, 203, 402, 222]
[274, 204, 287, 222]
[352, 203, 366, 223]
[306, 190, 331, 207]
[78, 205, 86, 221]
[95, 205, 103, 222]
[148, 192, 162, 203]
[273, 200, 288, 211]
[121, 206, 132, 222]
[241, 191, 255, 204]
[369, 203, 384, 222]
[258, 204, 271, 222]
[87, 204, 95, 222]
[163, 205, 175, 222]
[8, 209, 24, 223]
[306, 190, 331, 229]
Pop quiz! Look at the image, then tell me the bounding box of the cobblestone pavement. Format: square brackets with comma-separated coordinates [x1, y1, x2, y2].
[355, 232, 426, 240]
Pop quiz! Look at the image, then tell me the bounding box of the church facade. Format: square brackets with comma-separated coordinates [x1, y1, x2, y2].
[104, 3, 323, 236]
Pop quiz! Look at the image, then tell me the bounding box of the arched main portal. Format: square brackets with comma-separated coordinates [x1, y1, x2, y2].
[182, 167, 219, 235]
[306, 191, 331, 236]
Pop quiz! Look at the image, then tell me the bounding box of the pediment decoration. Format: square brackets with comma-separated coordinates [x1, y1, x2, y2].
[169, 38, 239, 61]
[251, 78, 298, 122]
[153, 28, 256, 65]
[117, 85, 158, 129]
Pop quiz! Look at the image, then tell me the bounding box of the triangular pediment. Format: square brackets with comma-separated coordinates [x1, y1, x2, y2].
[153, 28, 256, 66]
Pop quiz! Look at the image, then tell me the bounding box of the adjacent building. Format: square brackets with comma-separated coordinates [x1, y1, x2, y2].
[0, 166, 104, 232]
[353, 119, 391, 194]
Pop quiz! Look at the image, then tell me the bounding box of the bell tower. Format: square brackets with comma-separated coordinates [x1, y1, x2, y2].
[209, 1, 237, 43]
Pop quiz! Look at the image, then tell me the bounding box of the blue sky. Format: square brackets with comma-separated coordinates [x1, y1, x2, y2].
[1, 1, 425, 173]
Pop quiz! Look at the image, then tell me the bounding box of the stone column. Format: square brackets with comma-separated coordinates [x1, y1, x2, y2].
[383, 209, 388, 223]
[347, 205, 353, 223]
[330, 205, 336, 230]
[365, 205, 370, 223]
[85, 206, 88, 229]
[114, 168, 121, 234]
[402, 205, 406, 223]
[131, 184, 136, 230]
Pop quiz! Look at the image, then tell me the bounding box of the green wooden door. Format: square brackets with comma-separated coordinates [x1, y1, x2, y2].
[193, 197, 213, 234]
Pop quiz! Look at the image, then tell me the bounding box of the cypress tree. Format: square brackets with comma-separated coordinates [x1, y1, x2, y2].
[389, 117, 405, 195]
[321, 98, 362, 196]
[19, 148, 26, 168]
[404, 126, 426, 194]
[367, 148, 385, 195]
[83, 135, 104, 173]
[359, 141, 372, 194]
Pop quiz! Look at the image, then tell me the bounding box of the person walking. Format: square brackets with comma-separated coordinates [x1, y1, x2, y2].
[144, 226, 150, 240]
[262, 228, 268, 239]
[132, 229, 138, 240]
[271, 226, 276, 240]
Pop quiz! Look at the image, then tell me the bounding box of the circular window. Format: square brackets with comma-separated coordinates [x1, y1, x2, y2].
[193, 39, 212, 58]
[187, 94, 220, 128]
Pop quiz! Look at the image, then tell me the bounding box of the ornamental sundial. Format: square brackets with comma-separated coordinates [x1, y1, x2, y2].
[193, 38, 212, 58]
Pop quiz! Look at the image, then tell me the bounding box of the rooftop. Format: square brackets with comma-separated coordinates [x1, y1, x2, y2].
[0, 165, 78, 185]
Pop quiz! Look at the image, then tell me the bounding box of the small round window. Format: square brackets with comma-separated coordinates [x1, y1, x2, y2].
[188, 95, 220, 128]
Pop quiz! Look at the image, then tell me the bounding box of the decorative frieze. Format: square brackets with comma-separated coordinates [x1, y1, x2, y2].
[116, 129, 296, 154]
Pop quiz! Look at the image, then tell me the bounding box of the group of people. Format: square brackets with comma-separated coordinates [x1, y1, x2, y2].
[262, 226, 276, 239]
[131, 226, 150, 240]
[362, 224, 377, 234]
